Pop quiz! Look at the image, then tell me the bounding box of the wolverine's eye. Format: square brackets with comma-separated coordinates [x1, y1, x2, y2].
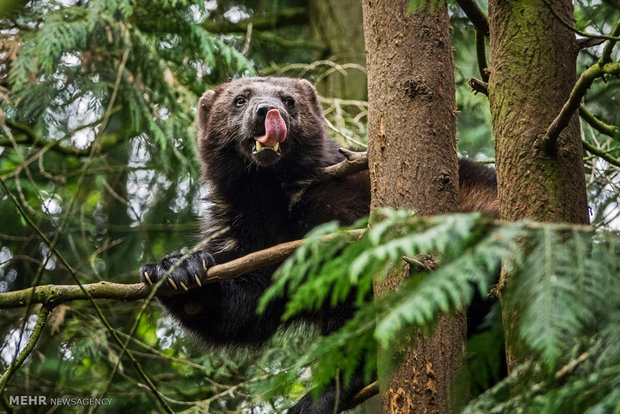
[283, 97, 295, 109]
[234, 96, 246, 107]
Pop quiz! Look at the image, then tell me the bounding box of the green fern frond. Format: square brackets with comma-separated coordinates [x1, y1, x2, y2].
[510, 228, 619, 371]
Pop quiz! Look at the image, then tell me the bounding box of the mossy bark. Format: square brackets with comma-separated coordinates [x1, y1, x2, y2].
[487, 0, 589, 370]
[362, 1, 463, 412]
[488, 0, 588, 224]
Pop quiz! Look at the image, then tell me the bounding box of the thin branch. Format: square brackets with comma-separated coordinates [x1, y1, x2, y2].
[201, 8, 308, 34]
[581, 139, 620, 167]
[542, 0, 620, 41]
[545, 61, 620, 150]
[0, 230, 365, 309]
[600, 18, 620, 63]
[475, 30, 489, 82]
[579, 105, 620, 138]
[253, 30, 325, 51]
[578, 37, 606, 49]
[554, 351, 590, 380]
[134, 8, 308, 36]
[0, 305, 52, 394]
[0, 119, 90, 157]
[0, 119, 125, 158]
[1, 215, 606, 310]
[455, 0, 489, 37]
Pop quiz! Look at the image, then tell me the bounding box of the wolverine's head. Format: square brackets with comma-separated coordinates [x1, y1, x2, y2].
[198, 77, 326, 170]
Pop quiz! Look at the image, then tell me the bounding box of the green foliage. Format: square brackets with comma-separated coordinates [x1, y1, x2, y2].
[1, 0, 619, 412]
[0, 1, 263, 411]
[260, 211, 620, 411]
[259, 212, 517, 397]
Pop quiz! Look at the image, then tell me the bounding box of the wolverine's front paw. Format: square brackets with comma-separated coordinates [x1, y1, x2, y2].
[140, 251, 215, 291]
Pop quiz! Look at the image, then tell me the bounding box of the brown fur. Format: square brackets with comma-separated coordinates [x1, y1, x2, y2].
[141, 77, 498, 413]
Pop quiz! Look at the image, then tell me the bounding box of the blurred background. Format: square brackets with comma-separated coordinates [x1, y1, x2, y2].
[0, 0, 618, 412]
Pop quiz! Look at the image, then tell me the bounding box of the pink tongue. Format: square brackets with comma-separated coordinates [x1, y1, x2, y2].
[256, 109, 287, 146]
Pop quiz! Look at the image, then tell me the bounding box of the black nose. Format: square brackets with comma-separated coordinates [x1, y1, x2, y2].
[256, 104, 277, 119]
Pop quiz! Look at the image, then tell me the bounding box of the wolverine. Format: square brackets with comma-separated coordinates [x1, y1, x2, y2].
[140, 77, 498, 413]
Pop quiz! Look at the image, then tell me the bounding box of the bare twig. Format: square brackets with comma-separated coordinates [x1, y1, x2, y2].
[581, 139, 620, 168]
[545, 61, 620, 151]
[555, 351, 590, 380]
[200, 8, 308, 34]
[579, 105, 620, 139]
[0, 305, 52, 394]
[0, 119, 89, 156]
[542, 1, 620, 42]
[403, 255, 436, 272]
[455, 0, 489, 36]
[0, 118, 123, 157]
[599, 18, 620, 64]
[578, 37, 606, 49]
[475, 31, 489, 82]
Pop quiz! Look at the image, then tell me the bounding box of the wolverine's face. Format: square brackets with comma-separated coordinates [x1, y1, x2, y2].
[198, 77, 325, 168]
[228, 81, 294, 167]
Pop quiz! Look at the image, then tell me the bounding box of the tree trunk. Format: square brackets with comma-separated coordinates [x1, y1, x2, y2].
[362, 1, 463, 412]
[487, 0, 590, 370]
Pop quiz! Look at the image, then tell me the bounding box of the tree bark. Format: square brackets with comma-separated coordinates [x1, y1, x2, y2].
[487, 0, 590, 370]
[362, 1, 463, 412]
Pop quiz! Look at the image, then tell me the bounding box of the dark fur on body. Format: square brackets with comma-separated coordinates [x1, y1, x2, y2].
[140, 77, 498, 413]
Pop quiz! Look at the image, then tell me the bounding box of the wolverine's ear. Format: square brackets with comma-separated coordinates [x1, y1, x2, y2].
[198, 90, 216, 130]
[298, 79, 322, 116]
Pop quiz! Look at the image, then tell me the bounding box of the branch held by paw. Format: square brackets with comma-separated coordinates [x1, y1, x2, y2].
[0, 230, 365, 309]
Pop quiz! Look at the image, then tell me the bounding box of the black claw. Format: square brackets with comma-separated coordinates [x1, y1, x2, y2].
[139, 251, 215, 292]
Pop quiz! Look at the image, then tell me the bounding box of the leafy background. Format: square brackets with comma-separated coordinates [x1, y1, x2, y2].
[0, 0, 619, 412]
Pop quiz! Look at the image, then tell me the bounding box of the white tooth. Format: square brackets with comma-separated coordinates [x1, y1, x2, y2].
[273, 142, 279, 152]
[256, 141, 262, 151]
